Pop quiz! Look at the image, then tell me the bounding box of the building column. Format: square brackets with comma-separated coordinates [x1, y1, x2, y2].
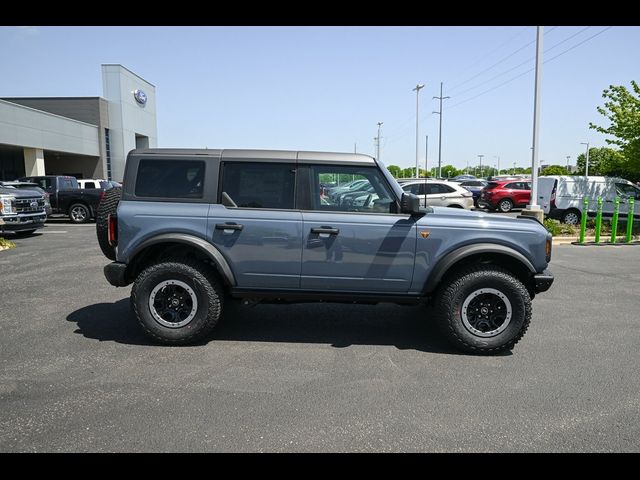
[24, 148, 45, 176]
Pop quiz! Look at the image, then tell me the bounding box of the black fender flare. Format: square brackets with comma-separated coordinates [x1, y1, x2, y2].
[129, 233, 236, 286]
[424, 243, 536, 293]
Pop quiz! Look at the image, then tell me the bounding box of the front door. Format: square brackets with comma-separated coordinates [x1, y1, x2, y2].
[300, 164, 417, 293]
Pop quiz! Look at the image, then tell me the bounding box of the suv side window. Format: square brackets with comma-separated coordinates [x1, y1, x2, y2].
[309, 165, 397, 214]
[136, 160, 205, 199]
[402, 183, 425, 195]
[220, 162, 295, 209]
[504, 182, 519, 190]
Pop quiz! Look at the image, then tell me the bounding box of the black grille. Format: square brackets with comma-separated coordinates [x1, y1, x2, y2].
[15, 197, 46, 214]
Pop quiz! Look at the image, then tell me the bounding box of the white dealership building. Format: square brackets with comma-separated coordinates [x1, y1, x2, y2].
[0, 64, 157, 182]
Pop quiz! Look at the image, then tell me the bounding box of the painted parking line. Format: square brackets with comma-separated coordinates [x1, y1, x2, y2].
[39, 230, 68, 233]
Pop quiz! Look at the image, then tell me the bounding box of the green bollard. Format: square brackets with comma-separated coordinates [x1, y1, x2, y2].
[625, 197, 635, 243]
[579, 197, 589, 244]
[610, 197, 620, 244]
[595, 197, 603, 244]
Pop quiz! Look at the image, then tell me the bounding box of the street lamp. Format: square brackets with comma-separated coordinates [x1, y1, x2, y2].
[413, 84, 425, 178]
[477, 154, 484, 178]
[580, 142, 590, 176]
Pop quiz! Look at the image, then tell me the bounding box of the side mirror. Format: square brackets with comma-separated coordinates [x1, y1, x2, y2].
[400, 192, 421, 215]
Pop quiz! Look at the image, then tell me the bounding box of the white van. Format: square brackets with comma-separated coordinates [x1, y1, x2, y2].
[537, 176, 640, 224]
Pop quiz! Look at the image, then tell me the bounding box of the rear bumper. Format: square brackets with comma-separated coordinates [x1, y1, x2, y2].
[533, 269, 554, 293]
[104, 262, 129, 287]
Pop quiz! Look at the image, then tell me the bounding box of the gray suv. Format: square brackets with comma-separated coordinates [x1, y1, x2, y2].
[98, 149, 554, 354]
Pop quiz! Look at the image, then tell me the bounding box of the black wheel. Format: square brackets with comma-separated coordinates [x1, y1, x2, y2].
[497, 198, 513, 213]
[69, 203, 91, 224]
[131, 259, 224, 345]
[561, 209, 581, 225]
[96, 186, 122, 260]
[433, 265, 532, 355]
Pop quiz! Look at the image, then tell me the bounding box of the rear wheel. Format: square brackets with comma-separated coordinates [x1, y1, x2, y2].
[131, 259, 224, 345]
[561, 209, 581, 225]
[69, 203, 91, 223]
[433, 265, 532, 354]
[498, 198, 513, 213]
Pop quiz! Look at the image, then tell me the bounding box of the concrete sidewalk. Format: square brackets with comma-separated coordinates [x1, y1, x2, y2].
[552, 235, 640, 245]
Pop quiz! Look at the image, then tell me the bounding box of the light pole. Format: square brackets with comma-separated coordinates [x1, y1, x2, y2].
[526, 25, 544, 221]
[425, 135, 429, 178]
[566, 155, 570, 171]
[494, 155, 500, 175]
[580, 142, 590, 176]
[376, 122, 383, 161]
[477, 154, 484, 178]
[413, 84, 425, 178]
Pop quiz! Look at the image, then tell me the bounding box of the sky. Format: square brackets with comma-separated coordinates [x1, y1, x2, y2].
[1, 25, 639, 173]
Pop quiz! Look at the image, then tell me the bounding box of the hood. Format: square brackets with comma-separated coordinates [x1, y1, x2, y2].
[0, 186, 44, 199]
[419, 206, 547, 234]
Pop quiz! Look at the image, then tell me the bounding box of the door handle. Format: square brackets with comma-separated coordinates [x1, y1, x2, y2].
[215, 223, 243, 231]
[311, 227, 340, 235]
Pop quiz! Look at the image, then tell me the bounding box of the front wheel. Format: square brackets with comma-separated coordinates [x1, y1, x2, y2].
[131, 259, 224, 345]
[433, 265, 532, 354]
[561, 209, 581, 225]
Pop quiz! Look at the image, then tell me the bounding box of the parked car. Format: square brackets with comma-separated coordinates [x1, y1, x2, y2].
[97, 148, 553, 354]
[478, 180, 532, 212]
[77, 178, 110, 189]
[0, 184, 47, 235]
[456, 180, 488, 207]
[451, 174, 477, 181]
[18, 175, 104, 223]
[0, 181, 52, 215]
[400, 180, 474, 209]
[537, 175, 640, 225]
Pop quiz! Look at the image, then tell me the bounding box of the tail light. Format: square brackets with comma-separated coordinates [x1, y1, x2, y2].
[99, 190, 106, 202]
[461, 191, 473, 197]
[108, 214, 118, 247]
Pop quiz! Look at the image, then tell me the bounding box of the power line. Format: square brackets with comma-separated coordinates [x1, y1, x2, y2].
[447, 26, 612, 110]
[448, 27, 557, 93]
[452, 26, 592, 98]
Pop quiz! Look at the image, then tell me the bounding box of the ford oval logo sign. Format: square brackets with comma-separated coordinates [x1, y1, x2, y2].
[30, 201, 38, 208]
[133, 89, 147, 105]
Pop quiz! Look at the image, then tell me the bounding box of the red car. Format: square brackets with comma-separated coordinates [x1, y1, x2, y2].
[478, 180, 531, 212]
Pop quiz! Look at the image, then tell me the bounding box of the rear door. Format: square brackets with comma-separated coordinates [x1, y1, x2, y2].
[207, 155, 303, 289]
[299, 161, 416, 293]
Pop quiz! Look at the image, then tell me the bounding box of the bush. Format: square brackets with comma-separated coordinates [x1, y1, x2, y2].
[0, 237, 16, 250]
[543, 218, 578, 236]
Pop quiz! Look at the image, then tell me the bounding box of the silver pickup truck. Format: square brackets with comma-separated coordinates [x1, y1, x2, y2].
[96, 149, 554, 355]
[0, 185, 47, 235]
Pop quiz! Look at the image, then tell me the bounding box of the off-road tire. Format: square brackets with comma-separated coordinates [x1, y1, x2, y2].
[433, 265, 532, 355]
[96, 186, 122, 260]
[131, 258, 224, 345]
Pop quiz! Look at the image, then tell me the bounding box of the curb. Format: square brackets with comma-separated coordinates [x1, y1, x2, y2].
[553, 235, 640, 245]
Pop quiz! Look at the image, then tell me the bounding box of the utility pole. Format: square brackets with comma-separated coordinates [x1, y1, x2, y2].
[433, 82, 450, 179]
[413, 84, 425, 178]
[524, 25, 544, 222]
[581, 142, 590, 176]
[478, 154, 484, 178]
[566, 155, 570, 171]
[494, 155, 500, 175]
[376, 122, 383, 161]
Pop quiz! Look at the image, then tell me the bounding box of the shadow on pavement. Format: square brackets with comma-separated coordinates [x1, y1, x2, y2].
[66, 298, 488, 355]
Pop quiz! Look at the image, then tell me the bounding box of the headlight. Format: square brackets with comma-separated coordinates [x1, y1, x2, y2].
[1, 195, 17, 214]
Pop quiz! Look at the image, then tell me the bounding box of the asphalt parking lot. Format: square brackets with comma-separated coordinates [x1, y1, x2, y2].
[1, 220, 639, 452]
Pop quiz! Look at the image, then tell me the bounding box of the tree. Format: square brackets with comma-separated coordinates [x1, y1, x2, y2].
[386, 165, 402, 178]
[575, 147, 626, 177]
[589, 81, 640, 181]
[540, 165, 569, 176]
